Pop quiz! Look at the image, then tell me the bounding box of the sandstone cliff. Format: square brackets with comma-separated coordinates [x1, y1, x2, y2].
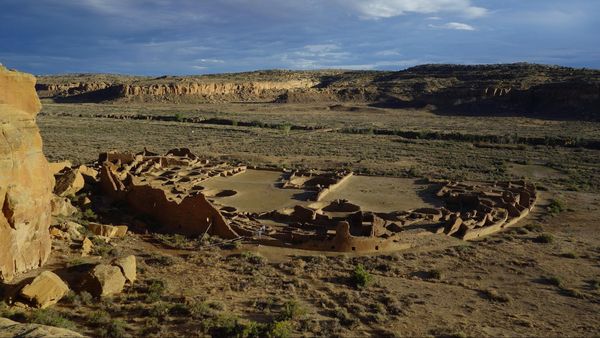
[0, 66, 54, 281]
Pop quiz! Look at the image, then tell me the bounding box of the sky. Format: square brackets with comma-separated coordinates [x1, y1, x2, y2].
[0, 0, 598, 75]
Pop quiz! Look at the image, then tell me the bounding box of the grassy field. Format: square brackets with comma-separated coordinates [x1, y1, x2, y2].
[39, 102, 600, 193]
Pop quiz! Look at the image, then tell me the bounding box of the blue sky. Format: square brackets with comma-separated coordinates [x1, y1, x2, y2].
[1, 0, 598, 75]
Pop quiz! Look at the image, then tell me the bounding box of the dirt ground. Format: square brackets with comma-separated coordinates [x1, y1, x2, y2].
[2, 102, 599, 337]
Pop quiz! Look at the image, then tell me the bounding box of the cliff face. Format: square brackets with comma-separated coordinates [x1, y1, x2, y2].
[0, 66, 54, 281]
[36, 64, 600, 119]
[117, 79, 318, 103]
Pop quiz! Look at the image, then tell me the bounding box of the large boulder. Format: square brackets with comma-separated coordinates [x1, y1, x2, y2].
[82, 264, 126, 297]
[113, 255, 136, 284]
[0, 317, 84, 337]
[0, 66, 54, 281]
[54, 168, 85, 197]
[19, 271, 69, 308]
[50, 195, 77, 217]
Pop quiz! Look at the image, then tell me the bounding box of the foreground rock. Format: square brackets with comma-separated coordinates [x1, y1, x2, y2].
[0, 317, 84, 337]
[83, 264, 126, 297]
[50, 195, 77, 217]
[19, 271, 69, 308]
[87, 223, 128, 238]
[113, 255, 136, 284]
[0, 66, 54, 281]
[54, 167, 85, 197]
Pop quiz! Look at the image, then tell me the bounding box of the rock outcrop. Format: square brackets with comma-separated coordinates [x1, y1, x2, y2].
[0, 317, 84, 337]
[0, 66, 54, 281]
[19, 271, 69, 308]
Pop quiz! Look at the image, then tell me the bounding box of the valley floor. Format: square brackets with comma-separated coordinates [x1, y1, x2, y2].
[4, 102, 598, 337]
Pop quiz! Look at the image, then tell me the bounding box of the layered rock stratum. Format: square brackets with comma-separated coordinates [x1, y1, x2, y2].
[37, 64, 600, 119]
[0, 66, 54, 281]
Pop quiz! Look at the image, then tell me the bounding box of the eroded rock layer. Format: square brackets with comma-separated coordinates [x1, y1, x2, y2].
[0, 66, 54, 281]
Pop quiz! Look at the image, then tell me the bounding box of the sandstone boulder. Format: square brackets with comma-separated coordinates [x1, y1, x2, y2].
[19, 271, 69, 308]
[81, 237, 93, 257]
[87, 223, 128, 238]
[51, 195, 77, 217]
[78, 165, 99, 184]
[0, 317, 84, 337]
[54, 168, 85, 197]
[83, 264, 126, 297]
[48, 161, 72, 176]
[62, 221, 84, 241]
[0, 66, 54, 281]
[113, 255, 136, 284]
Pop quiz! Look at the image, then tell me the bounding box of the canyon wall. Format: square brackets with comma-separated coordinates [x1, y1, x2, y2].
[37, 64, 600, 119]
[0, 66, 54, 281]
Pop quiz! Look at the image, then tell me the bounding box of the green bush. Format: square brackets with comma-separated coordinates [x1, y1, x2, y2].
[29, 309, 76, 330]
[351, 264, 373, 289]
[145, 279, 166, 303]
[279, 300, 306, 321]
[547, 199, 565, 215]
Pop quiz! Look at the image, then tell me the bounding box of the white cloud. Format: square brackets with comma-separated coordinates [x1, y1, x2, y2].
[197, 58, 225, 64]
[303, 44, 340, 53]
[339, 0, 487, 19]
[429, 22, 476, 31]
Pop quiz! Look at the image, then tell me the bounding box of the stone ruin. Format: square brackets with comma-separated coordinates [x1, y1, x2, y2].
[99, 148, 246, 239]
[98, 149, 538, 252]
[281, 170, 353, 201]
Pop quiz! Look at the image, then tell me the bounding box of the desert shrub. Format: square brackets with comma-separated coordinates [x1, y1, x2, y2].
[174, 113, 184, 122]
[560, 252, 577, 259]
[278, 300, 306, 321]
[525, 223, 543, 232]
[351, 264, 373, 289]
[205, 315, 244, 337]
[62, 290, 79, 304]
[269, 320, 293, 338]
[145, 253, 176, 267]
[560, 287, 584, 299]
[425, 269, 443, 280]
[97, 320, 127, 338]
[332, 307, 358, 327]
[148, 302, 170, 319]
[481, 289, 511, 303]
[168, 303, 192, 316]
[0, 302, 22, 319]
[547, 199, 565, 215]
[87, 310, 111, 327]
[82, 208, 98, 221]
[240, 251, 266, 265]
[454, 245, 474, 253]
[535, 233, 554, 244]
[29, 309, 76, 330]
[542, 275, 563, 287]
[278, 123, 292, 134]
[145, 279, 167, 303]
[153, 233, 197, 249]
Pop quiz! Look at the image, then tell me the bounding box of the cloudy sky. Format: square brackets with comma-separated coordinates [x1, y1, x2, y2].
[1, 0, 598, 75]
